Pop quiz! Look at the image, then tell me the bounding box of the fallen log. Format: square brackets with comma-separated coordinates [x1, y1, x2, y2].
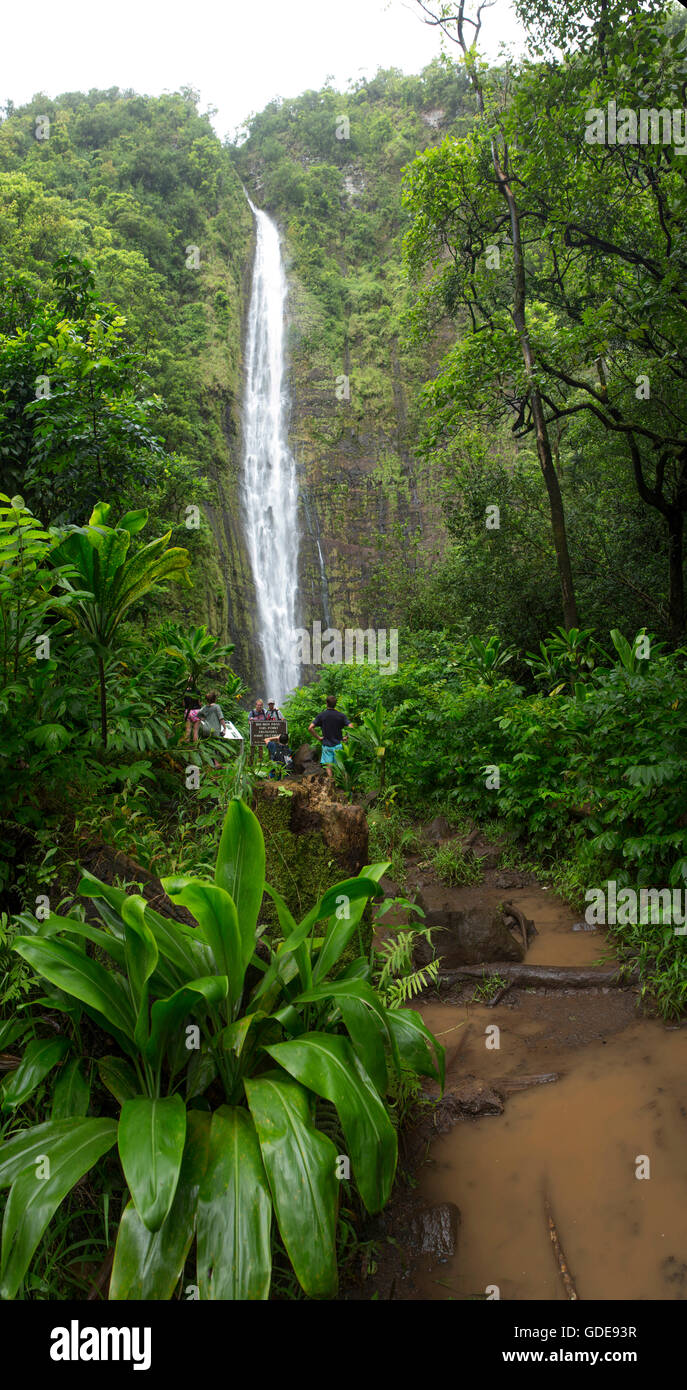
[437, 963, 637, 990]
[544, 1195, 579, 1300]
[495, 1072, 559, 1094]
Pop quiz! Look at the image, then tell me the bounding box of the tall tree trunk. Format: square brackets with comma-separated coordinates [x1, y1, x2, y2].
[98, 655, 108, 747]
[500, 169, 579, 630]
[667, 507, 685, 643]
[443, 5, 580, 631]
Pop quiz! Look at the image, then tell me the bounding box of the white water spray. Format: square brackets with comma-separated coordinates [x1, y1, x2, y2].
[240, 202, 300, 700]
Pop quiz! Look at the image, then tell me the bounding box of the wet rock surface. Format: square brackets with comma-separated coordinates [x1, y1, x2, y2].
[407, 1203, 461, 1259]
[414, 897, 527, 966]
[259, 777, 369, 875]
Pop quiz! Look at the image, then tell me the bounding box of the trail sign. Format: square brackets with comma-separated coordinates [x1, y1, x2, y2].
[222, 721, 243, 741]
[249, 717, 287, 746]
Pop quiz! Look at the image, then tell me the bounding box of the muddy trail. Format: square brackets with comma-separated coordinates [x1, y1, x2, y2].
[353, 826, 687, 1302]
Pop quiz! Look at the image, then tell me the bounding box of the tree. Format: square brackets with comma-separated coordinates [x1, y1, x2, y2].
[51, 503, 191, 746]
[0, 256, 167, 523]
[411, 0, 580, 628]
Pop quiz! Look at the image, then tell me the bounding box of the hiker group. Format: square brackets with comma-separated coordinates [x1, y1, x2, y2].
[182, 681, 351, 779]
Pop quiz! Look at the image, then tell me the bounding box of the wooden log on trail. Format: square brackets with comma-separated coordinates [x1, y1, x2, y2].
[495, 1072, 560, 1094]
[436, 963, 637, 990]
[544, 1195, 579, 1300]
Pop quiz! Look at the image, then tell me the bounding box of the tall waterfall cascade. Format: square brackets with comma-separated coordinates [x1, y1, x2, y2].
[240, 201, 300, 701]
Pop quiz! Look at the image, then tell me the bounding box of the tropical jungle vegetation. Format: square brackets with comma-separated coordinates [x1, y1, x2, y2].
[0, 0, 686, 1302]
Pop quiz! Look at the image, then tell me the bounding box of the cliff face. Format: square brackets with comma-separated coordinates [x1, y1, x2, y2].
[234, 64, 472, 648]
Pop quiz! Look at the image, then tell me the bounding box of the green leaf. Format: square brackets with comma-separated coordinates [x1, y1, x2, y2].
[118, 1095, 187, 1233]
[265, 1034, 396, 1213]
[97, 1056, 140, 1105]
[196, 1105, 272, 1300]
[294, 978, 391, 1094]
[13, 936, 136, 1050]
[245, 1072, 338, 1298]
[145, 976, 228, 1068]
[120, 896, 158, 1045]
[51, 1059, 90, 1119]
[1, 1037, 70, 1111]
[313, 865, 389, 982]
[384, 1007, 445, 1089]
[0, 1119, 117, 1299]
[160, 878, 246, 1009]
[0, 1120, 83, 1188]
[109, 1110, 210, 1300]
[214, 799, 266, 954]
[79, 871, 211, 984]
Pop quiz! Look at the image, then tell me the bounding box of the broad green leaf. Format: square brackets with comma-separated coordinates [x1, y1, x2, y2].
[313, 865, 389, 982]
[13, 936, 136, 1049]
[145, 976, 228, 1068]
[252, 875, 385, 1008]
[1, 1037, 70, 1111]
[0, 1119, 117, 1299]
[78, 871, 211, 984]
[214, 799, 265, 955]
[294, 978, 391, 1094]
[160, 879, 246, 1008]
[97, 1056, 140, 1105]
[245, 1072, 338, 1298]
[35, 912, 126, 968]
[384, 1007, 445, 1090]
[338, 998, 388, 1095]
[120, 896, 158, 1042]
[110, 1110, 210, 1300]
[196, 1105, 272, 1300]
[0, 1120, 83, 1188]
[265, 1034, 397, 1213]
[118, 1095, 187, 1233]
[51, 1059, 90, 1119]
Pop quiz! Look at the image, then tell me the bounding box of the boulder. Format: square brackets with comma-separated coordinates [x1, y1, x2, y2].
[444, 1078, 504, 1118]
[260, 778, 369, 876]
[408, 1203, 461, 1260]
[421, 815, 452, 844]
[414, 898, 527, 967]
[292, 742, 321, 776]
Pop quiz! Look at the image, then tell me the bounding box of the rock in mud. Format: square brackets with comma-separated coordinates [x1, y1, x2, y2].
[415, 898, 527, 966]
[408, 1202, 461, 1259]
[421, 815, 452, 844]
[435, 1080, 505, 1125]
[462, 828, 503, 870]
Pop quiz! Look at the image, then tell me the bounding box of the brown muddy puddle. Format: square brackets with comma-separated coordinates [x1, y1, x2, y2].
[405, 883, 687, 1301]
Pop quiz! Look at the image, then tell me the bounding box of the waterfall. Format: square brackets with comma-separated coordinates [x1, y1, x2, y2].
[240, 201, 300, 702]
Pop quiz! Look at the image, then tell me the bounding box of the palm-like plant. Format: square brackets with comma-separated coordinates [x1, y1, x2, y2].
[462, 634, 515, 685]
[51, 503, 191, 745]
[163, 623, 238, 690]
[1, 799, 443, 1300]
[349, 699, 404, 793]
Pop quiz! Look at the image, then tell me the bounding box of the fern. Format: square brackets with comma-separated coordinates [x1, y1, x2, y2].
[375, 921, 440, 1007]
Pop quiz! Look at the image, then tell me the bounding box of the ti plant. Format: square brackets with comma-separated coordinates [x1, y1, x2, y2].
[0, 798, 443, 1300]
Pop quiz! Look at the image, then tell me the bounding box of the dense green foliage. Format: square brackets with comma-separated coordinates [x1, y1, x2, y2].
[0, 799, 442, 1299]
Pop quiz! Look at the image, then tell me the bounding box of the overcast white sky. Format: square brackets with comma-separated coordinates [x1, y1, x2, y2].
[2, 0, 525, 141]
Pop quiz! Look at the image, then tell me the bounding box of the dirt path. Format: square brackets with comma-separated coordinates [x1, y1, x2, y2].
[360, 839, 687, 1302]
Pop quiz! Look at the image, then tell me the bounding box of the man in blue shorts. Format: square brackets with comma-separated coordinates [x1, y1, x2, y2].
[308, 695, 352, 778]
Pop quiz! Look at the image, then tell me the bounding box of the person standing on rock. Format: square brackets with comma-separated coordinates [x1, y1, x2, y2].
[309, 694, 352, 779]
[248, 697, 267, 764]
